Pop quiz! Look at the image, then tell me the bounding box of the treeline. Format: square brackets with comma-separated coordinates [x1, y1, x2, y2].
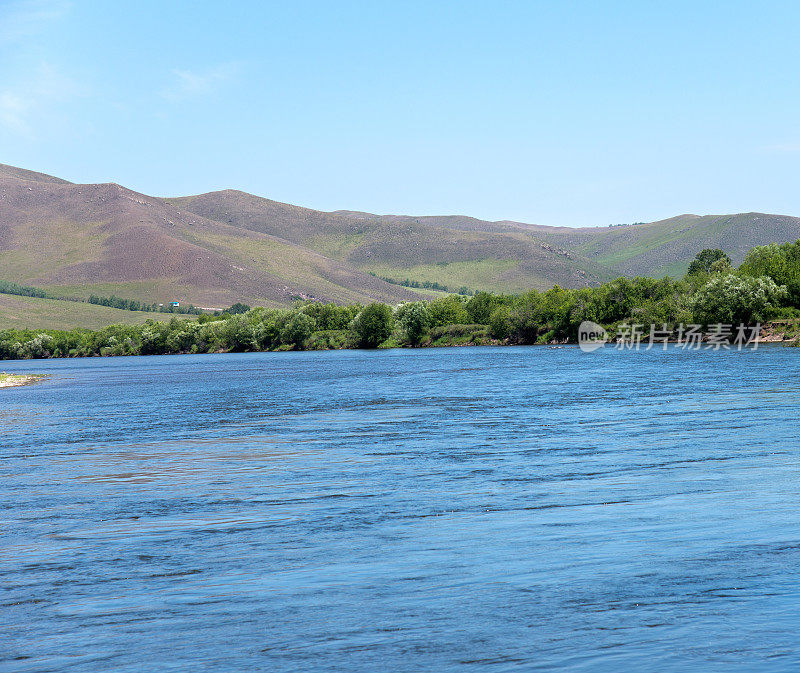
[0, 279, 205, 315]
[2, 242, 800, 360]
[0, 280, 54, 300]
[369, 273, 474, 296]
[88, 294, 203, 315]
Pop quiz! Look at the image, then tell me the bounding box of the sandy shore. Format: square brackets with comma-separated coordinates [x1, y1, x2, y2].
[0, 374, 46, 388]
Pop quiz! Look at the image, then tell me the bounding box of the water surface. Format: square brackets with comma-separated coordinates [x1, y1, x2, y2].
[2, 346, 800, 671]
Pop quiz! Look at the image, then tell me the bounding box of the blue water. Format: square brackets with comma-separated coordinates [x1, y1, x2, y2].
[2, 345, 800, 672]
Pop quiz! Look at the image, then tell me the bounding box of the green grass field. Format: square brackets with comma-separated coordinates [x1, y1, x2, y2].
[0, 293, 199, 330]
[362, 259, 524, 293]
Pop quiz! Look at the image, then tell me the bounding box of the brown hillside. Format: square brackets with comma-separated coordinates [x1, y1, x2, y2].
[0, 173, 420, 306]
[5, 163, 800, 304]
[168, 190, 614, 291]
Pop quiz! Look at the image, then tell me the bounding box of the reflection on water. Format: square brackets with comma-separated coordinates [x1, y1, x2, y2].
[2, 346, 800, 672]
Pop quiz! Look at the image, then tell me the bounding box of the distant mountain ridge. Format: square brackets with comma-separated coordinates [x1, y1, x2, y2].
[2, 162, 800, 307]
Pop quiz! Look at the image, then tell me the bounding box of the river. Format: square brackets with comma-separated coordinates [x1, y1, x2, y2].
[2, 346, 799, 671]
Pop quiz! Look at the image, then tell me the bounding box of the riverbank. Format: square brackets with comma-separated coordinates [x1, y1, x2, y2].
[0, 373, 46, 388]
[1, 300, 798, 361]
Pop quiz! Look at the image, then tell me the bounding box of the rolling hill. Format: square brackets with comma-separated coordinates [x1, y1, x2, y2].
[3, 162, 800, 327]
[170, 188, 800, 292]
[530, 214, 800, 278]
[0, 164, 421, 309]
[166, 190, 615, 292]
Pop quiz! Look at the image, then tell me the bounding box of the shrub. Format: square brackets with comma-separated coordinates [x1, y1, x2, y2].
[351, 303, 394, 348]
[305, 330, 353, 350]
[427, 295, 470, 327]
[281, 312, 316, 349]
[687, 249, 731, 276]
[692, 274, 787, 325]
[395, 301, 431, 345]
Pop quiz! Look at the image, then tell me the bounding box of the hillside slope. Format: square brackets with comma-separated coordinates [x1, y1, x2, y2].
[0, 165, 420, 307]
[0, 293, 197, 330]
[532, 213, 800, 277]
[170, 189, 800, 290]
[168, 190, 614, 292]
[4, 163, 800, 309]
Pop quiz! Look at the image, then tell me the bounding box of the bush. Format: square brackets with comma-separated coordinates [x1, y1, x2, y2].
[427, 324, 490, 346]
[687, 249, 731, 276]
[692, 274, 787, 325]
[351, 303, 394, 348]
[281, 312, 316, 349]
[427, 295, 470, 327]
[305, 330, 353, 350]
[395, 301, 431, 345]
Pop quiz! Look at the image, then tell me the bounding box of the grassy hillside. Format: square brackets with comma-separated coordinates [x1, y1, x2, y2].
[0, 165, 420, 307]
[4, 163, 800, 312]
[534, 214, 800, 277]
[169, 191, 614, 292]
[169, 187, 800, 291]
[0, 293, 195, 330]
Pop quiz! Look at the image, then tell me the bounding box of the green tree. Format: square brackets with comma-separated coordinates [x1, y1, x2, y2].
[351, 303, 394, 348]
[300, 301, 361, 331]
[427, 294, 469, 327]
[692, 274, 786, 325]
[220, 315, 256, 352]
[281, 312, 316, 348]
[687, 249, 731, 276]
[465, 291, 504, 324]
[739, 240, 800, 307]
[395, 302, 431, 345]
[488, 305, 512, 339]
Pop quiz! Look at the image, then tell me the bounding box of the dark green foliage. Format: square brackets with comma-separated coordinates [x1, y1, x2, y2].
[738, 241, 800, 307]
[281, 312, 316, 348]
[351, 303, 394, 348]
[395, 302, 431, 345]
[687, 249, 731, 276]
[0, 280, 53, 299]
[88, 293, 204, 314]
[427, 295, 469, 327]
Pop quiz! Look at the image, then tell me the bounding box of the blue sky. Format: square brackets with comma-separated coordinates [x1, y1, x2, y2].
[2, 0, 799, 227]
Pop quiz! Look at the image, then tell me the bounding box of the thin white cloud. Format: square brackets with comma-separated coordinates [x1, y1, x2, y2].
[0, 62, 80, 136]
[0, 92, 29, 133]
[161, 63, 241, 102]
[762, 143, 800, 154]
[0, 0, 71, 44]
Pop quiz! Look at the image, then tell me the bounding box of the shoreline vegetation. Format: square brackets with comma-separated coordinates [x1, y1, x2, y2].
[2, 244, 800, 361]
